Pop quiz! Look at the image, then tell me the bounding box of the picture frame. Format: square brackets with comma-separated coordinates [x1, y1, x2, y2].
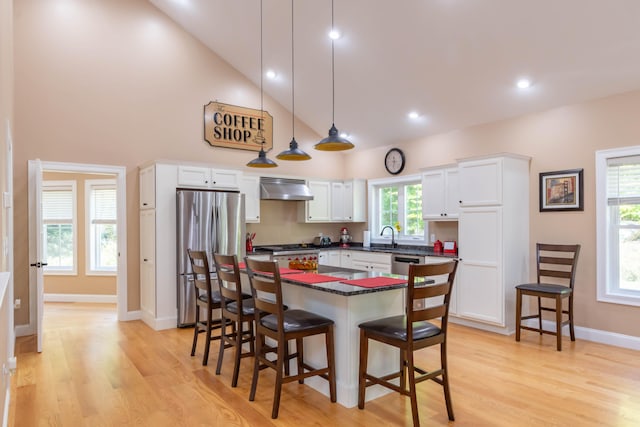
[539, 168, 584, 211]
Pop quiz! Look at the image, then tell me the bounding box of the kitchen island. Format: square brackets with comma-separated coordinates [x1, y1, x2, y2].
[241, 265, 413, 408]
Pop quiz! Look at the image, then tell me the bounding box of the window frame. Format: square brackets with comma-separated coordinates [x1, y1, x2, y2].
[368, 174, 427, 246]
[85, 179, 118, 276]
[42, 180, 77, 276]
[596, 145, 640, 306]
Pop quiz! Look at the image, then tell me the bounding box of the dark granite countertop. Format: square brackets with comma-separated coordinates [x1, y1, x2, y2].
[279, 265, 410, 296]
[253, 243, 458, 259]
[243, 265, 435, 297]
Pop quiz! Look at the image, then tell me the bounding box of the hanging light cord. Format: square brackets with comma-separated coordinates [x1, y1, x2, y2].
[331, 0, 335, 124]
[291, 0, 295, 139]
[260, 0, 265, 139]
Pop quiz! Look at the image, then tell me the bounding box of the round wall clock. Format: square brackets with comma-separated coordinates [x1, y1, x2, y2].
[384, 148, 405, 175]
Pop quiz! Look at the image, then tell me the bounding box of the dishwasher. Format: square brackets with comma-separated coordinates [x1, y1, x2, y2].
[392, 254, 451, 309]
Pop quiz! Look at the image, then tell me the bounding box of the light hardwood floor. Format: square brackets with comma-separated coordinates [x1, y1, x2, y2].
[9, 302, 640, 426]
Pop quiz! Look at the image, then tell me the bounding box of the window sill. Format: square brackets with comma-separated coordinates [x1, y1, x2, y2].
[597, 292, 640, 307]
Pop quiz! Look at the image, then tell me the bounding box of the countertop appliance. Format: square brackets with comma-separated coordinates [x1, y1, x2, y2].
[339, 227, 352, 247]
[313, 236, 332, 247]
[253, 244, 320, 267]
[176, 188, 245, 327]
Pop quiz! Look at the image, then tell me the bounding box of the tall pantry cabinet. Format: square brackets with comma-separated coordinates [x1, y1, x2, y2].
[455, 154, 530, 334]
[139, 163, 179, 330]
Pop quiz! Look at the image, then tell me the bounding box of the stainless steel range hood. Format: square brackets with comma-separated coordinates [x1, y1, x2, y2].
[260, 177, 314, 201]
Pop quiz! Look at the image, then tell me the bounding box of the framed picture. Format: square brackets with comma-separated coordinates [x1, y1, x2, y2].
[539, 168, 584, 212]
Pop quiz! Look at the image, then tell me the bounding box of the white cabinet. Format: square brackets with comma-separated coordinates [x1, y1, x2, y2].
[340, 250, 353, 268]
[302, 180, 332, 222]
[139, 165, 156, 209]
[140, 210, 156, 317]
[422, 166, 459, 220]
[319, 250, 341, 267]
[458, 157, 502, 207]
[138, 162, 179, 330]
[239, 175, 261, 223]
[177, 165, 240, 190]
[454, 154, 530, 334]
[301, 179, 366, 223]
[331, 181, 346, 220]
[351, 251, 391, 273]
[330, 179, 366, 222]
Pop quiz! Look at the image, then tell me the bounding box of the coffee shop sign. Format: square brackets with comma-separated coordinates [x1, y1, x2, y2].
[203, 101, 273, 152]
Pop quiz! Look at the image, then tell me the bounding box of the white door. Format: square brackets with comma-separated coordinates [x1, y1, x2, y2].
[28, 159, 45, 352]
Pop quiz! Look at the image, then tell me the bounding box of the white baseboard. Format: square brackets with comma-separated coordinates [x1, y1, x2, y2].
[14, 324, 34, 337]
[121, 310, 142, 322]
[522, 319, 640, 351]
[44, 293, 117, 303]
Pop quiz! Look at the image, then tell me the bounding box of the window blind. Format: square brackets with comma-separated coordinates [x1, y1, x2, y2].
[42, 188, 73, 223]
[90, 186, 116, 223]
[607, 155, 640, 206]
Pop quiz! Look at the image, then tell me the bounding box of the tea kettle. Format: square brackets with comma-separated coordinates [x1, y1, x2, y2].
[433, 239, 443, 253]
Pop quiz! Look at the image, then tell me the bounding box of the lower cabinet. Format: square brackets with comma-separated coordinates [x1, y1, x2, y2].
[318, 250, 341, 267]
[350, 251, 391, 273]
[456, 207, 504, 324]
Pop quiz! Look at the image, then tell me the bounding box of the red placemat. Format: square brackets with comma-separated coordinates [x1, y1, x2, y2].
[340, 277, 406, 288]
[278, 268, 299, 275]
[284, 273, 339, 284]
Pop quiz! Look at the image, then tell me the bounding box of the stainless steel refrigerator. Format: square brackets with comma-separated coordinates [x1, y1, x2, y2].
[176, 188, 245, 327]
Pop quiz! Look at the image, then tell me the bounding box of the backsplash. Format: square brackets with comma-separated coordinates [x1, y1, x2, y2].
[246, 200, 368, 246]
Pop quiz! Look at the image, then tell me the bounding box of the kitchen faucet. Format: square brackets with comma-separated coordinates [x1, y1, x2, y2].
[380, 225, 397, 248]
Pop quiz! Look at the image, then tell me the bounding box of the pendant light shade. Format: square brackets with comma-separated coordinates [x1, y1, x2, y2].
[277, 137, 311, 160]
[277, 0, 311, 161]
[247, 146, 278, 168]
[315, 0, 353, 152]
[248, 0, 278, 168]
[315, 123, 354, 151]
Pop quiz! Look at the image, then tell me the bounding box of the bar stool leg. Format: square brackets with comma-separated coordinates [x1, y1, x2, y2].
[357, 329, 368, 409]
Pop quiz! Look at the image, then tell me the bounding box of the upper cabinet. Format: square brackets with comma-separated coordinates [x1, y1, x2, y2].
[458, 157, 503, 207]
[239, 174, 261, 223]
[177, 165, 240, 190]
[331, 179, 366, 222]
[139, 165, 156, 210]
[301, 179, 366, 223]
[304, 180, 332, 222]
[422, 166, 459, 220]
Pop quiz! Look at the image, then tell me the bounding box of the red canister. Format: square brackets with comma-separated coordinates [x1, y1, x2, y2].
[433, 240, 443, 253]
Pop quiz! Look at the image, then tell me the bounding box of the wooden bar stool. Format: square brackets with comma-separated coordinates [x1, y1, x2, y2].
[245, 257, 336, 419]
[212, 253, 256, 387]
[358, 261, 458, 427]
[187, 249, 231, 366]
[515, 243, 581, 351]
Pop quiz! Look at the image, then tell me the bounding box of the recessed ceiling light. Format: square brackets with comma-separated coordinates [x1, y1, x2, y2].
[516, 79, 532, 89]
[408, 111, 420, 120]
[328, 29, 341, 40]
[266, 70, 277, 79]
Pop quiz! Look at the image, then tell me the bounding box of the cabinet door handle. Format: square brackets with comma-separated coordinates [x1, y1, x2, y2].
[143, 202, 148, 206]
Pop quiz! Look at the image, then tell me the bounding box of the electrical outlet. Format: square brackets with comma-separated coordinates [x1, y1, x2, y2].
[430, 234, 436, 243]
[14, 299, 20, 309]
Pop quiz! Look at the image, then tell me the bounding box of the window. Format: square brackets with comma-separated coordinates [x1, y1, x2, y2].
[42, 181, 77, 274]
[369, 175, 426, 245]
[596, 146, 640, 306]
[86, 180, 117, 274]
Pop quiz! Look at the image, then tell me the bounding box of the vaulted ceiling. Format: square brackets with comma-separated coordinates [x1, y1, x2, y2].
[149, 0, 640, 150]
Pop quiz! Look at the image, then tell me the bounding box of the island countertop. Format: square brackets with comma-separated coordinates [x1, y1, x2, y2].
[276, 265, 409, 296]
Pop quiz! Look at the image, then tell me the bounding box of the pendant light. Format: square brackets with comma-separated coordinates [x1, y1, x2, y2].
[247, 0, 277, 168]
[314, 0, 354, 152]
[277, 0, 311, 161]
